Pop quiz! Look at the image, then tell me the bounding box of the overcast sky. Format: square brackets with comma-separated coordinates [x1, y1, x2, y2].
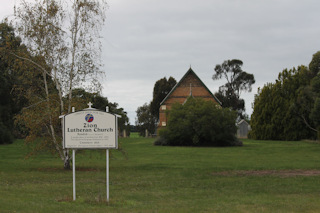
[1, 0, 320, 124]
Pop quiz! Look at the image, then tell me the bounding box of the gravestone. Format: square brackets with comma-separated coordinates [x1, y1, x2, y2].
[237, 119, 250, 138]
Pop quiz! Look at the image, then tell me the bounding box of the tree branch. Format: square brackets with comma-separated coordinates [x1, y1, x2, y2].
[9, 51, 53, 78]
[301, 115, 318, 133]
[22, 100, 46, 110]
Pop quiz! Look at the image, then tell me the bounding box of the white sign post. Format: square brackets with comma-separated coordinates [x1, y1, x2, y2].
[60, 103, 119, 202]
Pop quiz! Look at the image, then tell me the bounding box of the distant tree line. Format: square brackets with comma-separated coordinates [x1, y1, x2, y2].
[250, 51, 320, 140]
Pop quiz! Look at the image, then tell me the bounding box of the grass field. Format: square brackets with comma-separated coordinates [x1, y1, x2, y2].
[1, 136, 320, 212]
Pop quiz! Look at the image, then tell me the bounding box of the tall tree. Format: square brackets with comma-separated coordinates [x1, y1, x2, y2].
[309, 51, 320, 77]
[303, 52, 320, 137]
[150, 77, 176, 120]
[250, 65, 317, 140]
[12, 0, 107, 169]
[0, 22, 18, 144]
[213, 59, 255, 118]
[136, 103, 157, 137]
[0, 22, 41, 143]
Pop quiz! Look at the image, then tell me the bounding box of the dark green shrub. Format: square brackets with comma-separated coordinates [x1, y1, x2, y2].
[0, 121, 13, 144]
[155, 98, 241, 147]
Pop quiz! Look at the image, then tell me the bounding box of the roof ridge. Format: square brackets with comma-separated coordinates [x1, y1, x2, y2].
[159, 68, 222, 106]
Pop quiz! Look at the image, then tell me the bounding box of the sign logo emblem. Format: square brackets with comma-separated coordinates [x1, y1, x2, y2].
[85, 114, 94, 123]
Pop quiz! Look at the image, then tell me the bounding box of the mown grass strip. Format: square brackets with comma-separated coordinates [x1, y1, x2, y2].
[1, 138, 320, 212]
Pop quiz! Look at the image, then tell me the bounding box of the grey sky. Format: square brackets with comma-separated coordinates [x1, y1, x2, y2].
[2, 0, 320, 124]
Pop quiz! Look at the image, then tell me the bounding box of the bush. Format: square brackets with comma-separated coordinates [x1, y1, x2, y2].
[155, 98, 241, 147]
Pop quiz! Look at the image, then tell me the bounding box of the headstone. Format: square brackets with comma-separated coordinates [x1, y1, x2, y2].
[237, 119, 250, 138]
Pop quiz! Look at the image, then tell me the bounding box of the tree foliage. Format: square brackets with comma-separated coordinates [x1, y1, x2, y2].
[136, 76, 176, 136]
[135, 103, 157, 137]
[250, 51, 320, 140]
[0, 22, 43, 143]
[0, 72, 14, 144]
[14, 0, 107, 113]
[214, 88, 245, 118]
[71, 88, 130, 135]
[0, 23, 16, 144]
[213, 59, 255, 118]
[11, 0, 107, 169]
[156, 98, 241, 146]
[150, 76, 176, 120]
[309, 51, 320, 77]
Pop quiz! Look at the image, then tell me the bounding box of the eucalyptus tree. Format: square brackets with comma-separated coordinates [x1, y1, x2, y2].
[213, 59, 255, 118]
[13, 0, 107, 169]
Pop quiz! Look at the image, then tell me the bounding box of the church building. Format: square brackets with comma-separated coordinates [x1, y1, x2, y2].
[158, 68, 222, 128]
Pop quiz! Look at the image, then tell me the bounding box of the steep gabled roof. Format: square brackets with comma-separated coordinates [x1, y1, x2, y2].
[237, 119, 249, 126]
[160, 68, 222, 106]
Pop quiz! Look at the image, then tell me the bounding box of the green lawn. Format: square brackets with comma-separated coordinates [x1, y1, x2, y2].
[1, 138, 320, 212]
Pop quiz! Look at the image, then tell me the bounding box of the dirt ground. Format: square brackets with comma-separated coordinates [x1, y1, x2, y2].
[212, 170, 320, 177]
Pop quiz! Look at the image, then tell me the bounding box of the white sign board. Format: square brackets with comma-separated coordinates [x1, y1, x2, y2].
[62, 110, 117, 149]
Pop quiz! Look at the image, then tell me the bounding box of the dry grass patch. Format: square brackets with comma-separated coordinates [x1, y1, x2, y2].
[212, 170, 320, 177]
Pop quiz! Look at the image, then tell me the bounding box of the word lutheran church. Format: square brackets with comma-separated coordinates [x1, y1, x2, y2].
[158, 68, 222, 128]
